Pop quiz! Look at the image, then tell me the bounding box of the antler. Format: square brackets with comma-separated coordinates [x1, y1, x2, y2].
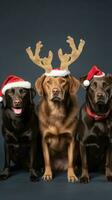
[26, 41, 53, 73]
[58, 36, 85, 70]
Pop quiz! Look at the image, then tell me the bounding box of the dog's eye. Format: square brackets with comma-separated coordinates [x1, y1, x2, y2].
[102, 82, 107, 88]
[19, 89, 27, 94]
[60, 79, 66, 84]
[91, 82, 97, 89]
[7, 89, 15, 95]
[47, 80, 52, 84]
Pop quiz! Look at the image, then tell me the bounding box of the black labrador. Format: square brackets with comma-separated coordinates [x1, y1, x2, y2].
[78, 75, 112, 183]
[0, 87, 42, 182]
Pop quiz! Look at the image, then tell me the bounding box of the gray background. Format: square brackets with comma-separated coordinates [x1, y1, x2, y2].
[0, 0, 112, 199]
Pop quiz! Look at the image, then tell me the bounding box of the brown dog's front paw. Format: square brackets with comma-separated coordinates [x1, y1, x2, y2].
[80, 176, 90, 183]
[67, 168, 78, 183]
[107, 176, 112, 182]
[42, 168, 53, 182]
[42, 173, 52, 182]
[68, 174, 78, 183]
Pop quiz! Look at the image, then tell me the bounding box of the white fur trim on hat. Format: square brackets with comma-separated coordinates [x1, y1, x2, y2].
[0, 96, 3, 102]
[2, 81, 31, 95]
[44, 69, 70, 77]
[94, 72, 105, 78]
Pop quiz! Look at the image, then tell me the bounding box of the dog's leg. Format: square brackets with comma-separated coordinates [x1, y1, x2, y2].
[106, 144, 112, 182]
[29, 141, 40, 182]
[42, 139, 52, 181]
[0, 142, 11, 181]
[80, 143, 90, 183]
[67, 139, 78, 183]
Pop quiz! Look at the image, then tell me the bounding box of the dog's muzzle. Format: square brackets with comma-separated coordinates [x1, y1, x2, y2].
[95, 92, 108, 104]
[51, 88, 62, 102]
[12, 98, 23, 115]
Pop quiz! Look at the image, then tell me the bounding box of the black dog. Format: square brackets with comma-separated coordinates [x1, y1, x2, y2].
[78, 75, 112, 183]
[0, 87, 42, 182]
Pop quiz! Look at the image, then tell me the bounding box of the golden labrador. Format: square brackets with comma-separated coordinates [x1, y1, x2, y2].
[35, 75, 80, 182]
[26, 36, 85, 182]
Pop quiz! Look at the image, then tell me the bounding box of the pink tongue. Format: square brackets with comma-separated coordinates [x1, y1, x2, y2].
[12, 108, 22, 114]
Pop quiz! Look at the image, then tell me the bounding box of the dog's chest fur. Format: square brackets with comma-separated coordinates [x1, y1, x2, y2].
[2, 109, 33, 145]
[80, 106, 111, 150]
[39, 100, 76, 154]
[84, 121, 108, 146]
[49, 105, 65, 125]
[46, 109, 70, 151]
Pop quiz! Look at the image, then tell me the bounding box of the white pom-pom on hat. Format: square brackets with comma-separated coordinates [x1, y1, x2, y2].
[83, 79, 90, 87]
[0, 96, 3, 102]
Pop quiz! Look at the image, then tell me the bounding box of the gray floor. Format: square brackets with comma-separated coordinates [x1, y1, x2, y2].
[0, 171, 112, 200]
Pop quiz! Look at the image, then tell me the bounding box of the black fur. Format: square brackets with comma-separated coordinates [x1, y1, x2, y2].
[0, 87, 42, 182]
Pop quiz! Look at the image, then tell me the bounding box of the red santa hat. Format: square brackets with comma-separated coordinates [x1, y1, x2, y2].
[0, 75, 31, 102]
[83, 65, 105, 87]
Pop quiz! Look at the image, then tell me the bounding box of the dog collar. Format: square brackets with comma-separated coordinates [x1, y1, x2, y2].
[85, 105, 110, 121]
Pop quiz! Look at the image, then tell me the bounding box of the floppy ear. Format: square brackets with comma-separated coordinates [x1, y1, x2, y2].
[30, 88, 36, 103]
[79, 75, 87, 85]
[35, 75, 45, 96]
[2, 96, 6, 108]
[79, 74, 88, 89]
[106, 75, 112, 84]
[68, 75, 80, 95]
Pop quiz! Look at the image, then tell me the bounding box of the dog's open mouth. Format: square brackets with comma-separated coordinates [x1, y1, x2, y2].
[12, 108, 22, 115]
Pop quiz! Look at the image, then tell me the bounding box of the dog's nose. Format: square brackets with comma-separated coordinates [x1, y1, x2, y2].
[14, 98, 22, 106]
[97, 93, 104, 97]
[52, 88, 60, 96]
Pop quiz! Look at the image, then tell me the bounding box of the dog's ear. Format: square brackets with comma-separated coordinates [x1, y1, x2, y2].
[79, 74, 88, 89]
[68, 75, 80, 95]
[30, 88, 36, 103]
[2, 96, 6, 108]
[79, 75, 87, 85]
[106, 74, 112, 84]
[35, 75, 45, 96]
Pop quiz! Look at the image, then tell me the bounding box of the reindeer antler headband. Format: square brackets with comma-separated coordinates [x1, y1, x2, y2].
[26, 36, 85, 77]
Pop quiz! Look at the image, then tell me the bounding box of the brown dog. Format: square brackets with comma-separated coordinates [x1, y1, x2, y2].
[78, 69, 112, 183]
[26, 36, 85, 182]
[35, 75, 80, 182]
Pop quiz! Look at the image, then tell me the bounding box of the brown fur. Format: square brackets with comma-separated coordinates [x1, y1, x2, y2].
[35, 75, 80, 182]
